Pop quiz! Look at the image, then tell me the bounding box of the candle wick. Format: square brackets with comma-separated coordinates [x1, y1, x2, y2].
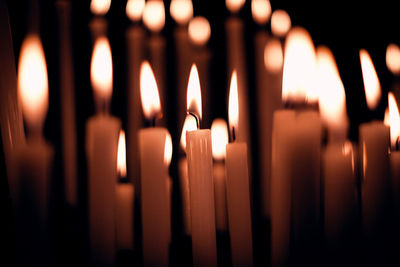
[188, 111, 200, 129]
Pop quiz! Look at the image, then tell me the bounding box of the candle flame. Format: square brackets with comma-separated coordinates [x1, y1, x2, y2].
[264, 38, 283, 73]
[211, 119, 229, 160]
[140, 61, 162, 120]
[17, 34, 48, 132]
[180, 115, 198, 151]
[360, 49, 381, 110]
[271, 10, 291, 37]
[186, 64, 202, 120]
[282, 27, 318, 103]
[143, 0, 165, 33]
[188, 16, 211, 46]
[384, 107, 390, 127]
[388, 92, 400, 149]
[126, 0, 145, 22]
[386, 43, 400, 75]
[164, 132, 173, 166]
[251, 0, 271, 25]
[170, 0, 193, 25]
[90, 0, 111, 15]
[117, 130, 127, 178]
[226, 0, 245, 13]
[228, 70, 239, 134]
[91, 37, 113, 102]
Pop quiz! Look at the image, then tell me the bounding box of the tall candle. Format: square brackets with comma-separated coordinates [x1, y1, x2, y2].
[186, 64, 217, 267]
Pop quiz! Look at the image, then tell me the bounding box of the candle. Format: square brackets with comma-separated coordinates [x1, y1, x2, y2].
[89, 0, 110, 41]
[211, 119, 229, 232]
[138, 61, 170, 266]
[225, 70, 253, 266]
[86, 37, 121, 266]
[186, 64, 217, 267]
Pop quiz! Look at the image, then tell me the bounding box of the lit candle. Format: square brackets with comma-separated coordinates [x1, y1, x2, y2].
[186, 64, 217, 267]
[386, 43, 400, 116]
[138, 61, 170, 266]
[89, 0, 111, 41]
[86, 37, 121, 266]
[225, 70, 253, 266]
[270, 10, 291, 38]
[251, 0, 271, 26]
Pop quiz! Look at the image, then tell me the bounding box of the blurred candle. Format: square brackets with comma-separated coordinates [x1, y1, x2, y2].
[185, 64, 217, 267]
[86, 37, 121, 266]
[138, 61, 170, 266]
[386, 43, 400, 107]
[388, 93, 400, 215]
[225, 71, 253, 266]
[251, 0, 271, 26]
[89, 0, 110, 41]
[270, 10, 291, 38]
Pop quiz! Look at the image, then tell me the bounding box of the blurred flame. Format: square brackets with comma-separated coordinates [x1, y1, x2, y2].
[362, 142, 367, 177]
[211, 119, 229, 160]
[90, 0, 111, 15]
[143, 0, 165, 32]
[384, 107, 390, 126]
[91, 37, 113, 101]
[186, 64, 202, 119]
[164, 132, 173, 166]
[271, 10, 291, 37]
[360, 49, 381, 110]
[117, 130, 127, 178]
[170, 0, 193, 25]
[251, 0, 271, 25]
[386, 43, 400, 75]
[17, 34, 48, 131]
[140, 61, 161, 119]
[226, 0, 245, 13]
[316, 46, 347, 128]
[264, 38, 283, 73]
[282, 27, 318, 103]
[180, 115, 198, 151]
[388, 92, 400, 149]
[126, 0, 145, 22]
[228, 70, 239, 133]
[188, 16, 211, 46]
[342, 141, 355, 173]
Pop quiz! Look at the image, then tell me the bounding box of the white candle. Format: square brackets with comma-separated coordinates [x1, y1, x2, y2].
[225, 71, 253, 266]
[186, 64, 217, 267]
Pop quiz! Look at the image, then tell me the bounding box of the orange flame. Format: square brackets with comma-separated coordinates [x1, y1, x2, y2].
[170, 0, 193, 25]
[143, 0, 165, 33]
[264, 38, 283, 73]
[228, 70, 239, 134]
[360, 49, 381, 110]
[211, 119, 229, 160]
[186, 64, 202, 120]
[140, 61, 161, 120]
[117, 130, 127, 178]
[126, 0, 145, 22]
[388, 92, 400, 149]
[90, 0, 111, 15]
[180, 115, 198, 151]
[384, 107, 390, 127]
[164, 132, 173, 166]
[226, 0, 245, 13]
[271, 10, 291, 37]
[386, 43, 400, 75]
[188, 16, 211, 46]
[91, 37, 113, 102]
[251, 0, 271, 25]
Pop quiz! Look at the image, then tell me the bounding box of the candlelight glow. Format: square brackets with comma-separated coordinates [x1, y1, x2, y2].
[186, 64, 202, 119]
[91, 37, 113, 101]
[360, 49, 381, 110]
[164, 132, 173, 166]
[386, 43, 400, 75]
[251, 0, 271, 25]
[188, 16, 211, 46]
[342, 141, 355, 172]
[271, 10, 291, 37]
[90, 0, 111, 15]
[17, 34, 48, 131]
[264, 38, 283, 73]
[384, 107, 390, 126]
[143, 0, 165, 33]
[316, 46, 347, 127]
[170, 0, 193, 25]
[117, 130, 127, 178]
[226, 0, 245, 13]
[228, 70, 239, 134]
[140, 61, 162, 119]
[388, 92, 400, 149]
[282, 27, 318, 103]
[211, 119, 229, 160]
[180, 115, 198, 151]
[126, 0, 145, 22]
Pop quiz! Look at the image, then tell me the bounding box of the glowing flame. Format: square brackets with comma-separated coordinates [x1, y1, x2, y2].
[90, 0, 111, 15]
[316, 46, 347, 128]
[117, 130, 127, 178]
[389, 92, 400, 149]
[228, 70, 239, 134]
[186, 64, 202, 119]
[140, 61, 161, 120]
[251, 0, 271, 25]
[264, 38, 283, 73]
[17, 34, 48, 131]
[180, 115, 198, 151]
[271, 10, 291, 37]
[211, 119, 229, 160]
[164, 132, 173, 166]
[226, 0, 245, 13]
[282, 27, 317, 103]
[91, 37, 113, 101]
[170, 0, 193, 25]
[360, 49, 381, 110]
[386, 43, 400, 75]
[188, 16, 211, 46]
[143, 0, 165, 33]
[126, 0, 145, 22]
[384, 107, 390, 126]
